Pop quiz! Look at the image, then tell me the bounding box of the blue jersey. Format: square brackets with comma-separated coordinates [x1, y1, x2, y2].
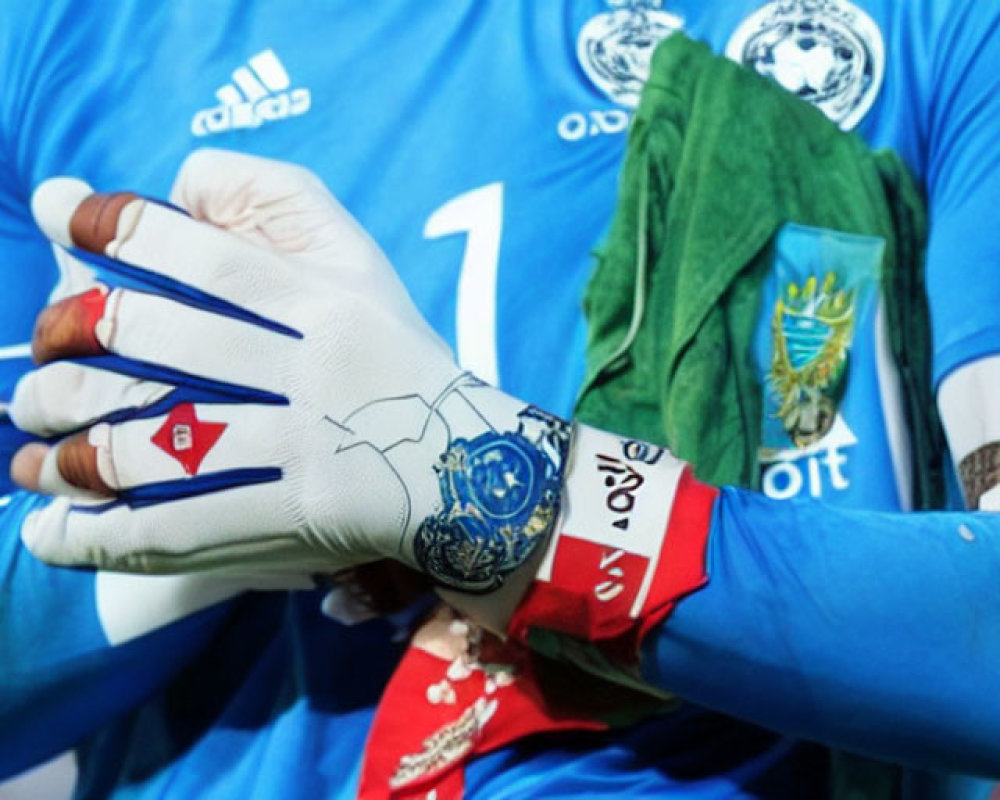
[1, 1, 999, 797]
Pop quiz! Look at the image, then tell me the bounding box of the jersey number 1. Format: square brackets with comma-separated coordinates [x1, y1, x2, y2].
[423, 183, 503, 387]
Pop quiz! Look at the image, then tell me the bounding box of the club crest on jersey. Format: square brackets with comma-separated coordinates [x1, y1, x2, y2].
[578, 0, 683, 109]
[726, 0, 884, 131]
[559, 1, 681, 142]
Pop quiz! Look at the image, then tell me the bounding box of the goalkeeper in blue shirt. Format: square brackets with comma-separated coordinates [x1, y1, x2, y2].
[2, 2, 1000, 799]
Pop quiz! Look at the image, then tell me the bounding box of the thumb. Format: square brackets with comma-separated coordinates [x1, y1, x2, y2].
[169, 148, 378, 261]
[170, 148, 434, 339]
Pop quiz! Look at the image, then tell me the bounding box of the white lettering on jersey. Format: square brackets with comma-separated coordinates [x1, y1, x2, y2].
[0, 343, 31, 361]
[191, 49, 311, 137]
[557, 109, 630, 142]
[760, 415, 857, 499]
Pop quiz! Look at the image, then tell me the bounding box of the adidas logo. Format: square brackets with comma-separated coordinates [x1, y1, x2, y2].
[191, 49, 311, 137]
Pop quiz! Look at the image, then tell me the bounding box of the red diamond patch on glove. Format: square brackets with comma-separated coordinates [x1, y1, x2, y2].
[151, 403, 227, 476]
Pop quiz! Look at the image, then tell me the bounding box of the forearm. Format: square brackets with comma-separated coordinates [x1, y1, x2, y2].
[938, 354, 1000, 510]
[507, 426, 1000, 777]
[643, 488, 1000, 776]
[16, 154, 1000, 777]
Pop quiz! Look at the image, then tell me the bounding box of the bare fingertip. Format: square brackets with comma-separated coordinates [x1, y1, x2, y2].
[70, 192, 140, 253]
[57, 433, 113, 495]
[11, 442, 49, 492]
[31, 288, 108, 364]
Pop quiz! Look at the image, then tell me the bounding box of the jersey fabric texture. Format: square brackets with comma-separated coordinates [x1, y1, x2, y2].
[1, 1, 999, 798]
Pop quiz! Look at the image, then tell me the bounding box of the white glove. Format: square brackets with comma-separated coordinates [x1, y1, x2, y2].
[12, 149, 569, 593]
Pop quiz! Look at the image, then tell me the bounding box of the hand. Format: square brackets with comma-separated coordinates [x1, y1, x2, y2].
[11, 149, 569, 593]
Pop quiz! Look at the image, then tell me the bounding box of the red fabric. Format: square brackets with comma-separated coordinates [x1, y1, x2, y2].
[510, 467, 716, 654]
[518, 536, 652, 641]
[359, 468, 717, 800]
[358, 637, 604, 800]
[638, 470, 718, 640]
[77, 286, 108, 354]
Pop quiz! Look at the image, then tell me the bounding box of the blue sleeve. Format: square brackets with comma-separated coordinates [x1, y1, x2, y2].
[641, 487, 1000, 777]
[0, 492, 233, 778]
[921, 4, 1000, 383]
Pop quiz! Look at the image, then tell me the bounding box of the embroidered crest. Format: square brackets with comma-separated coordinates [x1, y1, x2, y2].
[769, 272, 856, 447]
[577, 0, 683, 108]
[414, 407, 568, 593]
[753, 225, 883, 499]
[726, 0, 885, 130]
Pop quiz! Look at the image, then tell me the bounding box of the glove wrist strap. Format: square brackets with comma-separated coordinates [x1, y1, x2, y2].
[508, 424, 717, 661]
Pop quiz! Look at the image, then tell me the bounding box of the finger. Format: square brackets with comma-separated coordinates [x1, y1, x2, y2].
[170, 149, 338, 247]
[32, 178, 298, 325]
[31, 286, 293, 392]
[56, 430, 113, 494]
[19, 484, 341, 575]
[31, 286, 108, 363]
[30, 178, 139, 254]
[10, 437, 113, 498]
[31, 177, 93, 249]
[10, 442, 47, 492]
[170, 149, 401, 292]
[10, 361, 172, 437]
[70, 192, 141, 253]
[62, 404, 285, 493]
[12, 401, 287, 499]
[93, 287, 292, 390]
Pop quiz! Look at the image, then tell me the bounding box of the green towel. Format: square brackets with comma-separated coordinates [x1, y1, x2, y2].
[576, 34, 945, 509]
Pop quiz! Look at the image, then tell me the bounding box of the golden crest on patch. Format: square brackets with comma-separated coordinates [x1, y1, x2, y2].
[769, 272, 856, 447]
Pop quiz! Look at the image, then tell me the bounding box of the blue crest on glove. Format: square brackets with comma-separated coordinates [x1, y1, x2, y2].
[414, 407, 568, 593]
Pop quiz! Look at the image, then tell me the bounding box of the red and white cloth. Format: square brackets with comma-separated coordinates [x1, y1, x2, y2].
[361, 426, 718, 800]
[511, 425, 717, 652]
